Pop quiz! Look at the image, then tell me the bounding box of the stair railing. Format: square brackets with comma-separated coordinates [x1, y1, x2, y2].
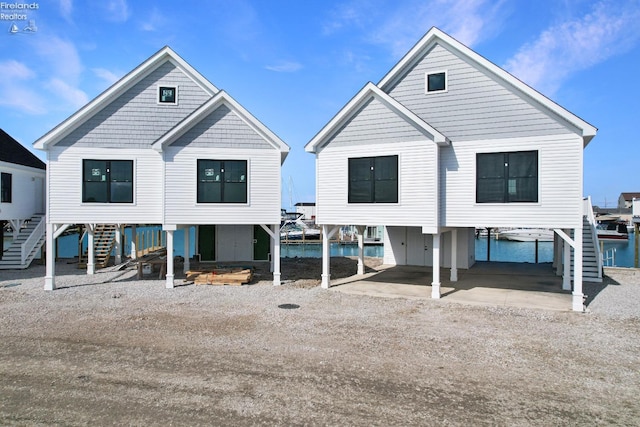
[21, 216, 45, 265]
[583, 196, 603, 279]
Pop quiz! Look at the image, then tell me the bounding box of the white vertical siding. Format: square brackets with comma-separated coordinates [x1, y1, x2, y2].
[164, 147, 281, 225]
[0, 162, 46, 220]
[316, 141, 438, 229]
[47, 146, 163, 223]
[440, 134, 583, 228]
[383, 226, 475, 268]
[386, 44, 578, 141]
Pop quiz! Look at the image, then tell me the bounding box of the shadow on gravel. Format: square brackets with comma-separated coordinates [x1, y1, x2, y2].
[583, 274, 620, 308]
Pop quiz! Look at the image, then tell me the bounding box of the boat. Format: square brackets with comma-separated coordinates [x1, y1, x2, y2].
[280, 224, 321, 241]
[597, 221, 629, 241]
[497, 228, 554, 242]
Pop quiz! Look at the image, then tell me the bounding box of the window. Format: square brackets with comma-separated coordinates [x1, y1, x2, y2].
[158, 86, 177, 104]
[197, 160, 247, 203]
[426, 71, 447, 93]
[1, 172, 11, 203]
[82, 160, 133, 203]
[348, 155, 398, 203]
[476, 151, 538, 203]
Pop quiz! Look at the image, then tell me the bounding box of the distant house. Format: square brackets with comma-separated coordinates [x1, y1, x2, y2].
[34, 47, 289, 290]
[618, 192, 640, 209]
[294, 202, 316, 221]
[0, 129, 46, 268]
[306, 27, 597, 311]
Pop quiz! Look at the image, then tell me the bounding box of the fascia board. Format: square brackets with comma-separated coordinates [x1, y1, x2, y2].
[305, 82, 448, 153]
[33, 46, 218, 151]
[378, 27, 597, 145]
[154, 90, 290, 157]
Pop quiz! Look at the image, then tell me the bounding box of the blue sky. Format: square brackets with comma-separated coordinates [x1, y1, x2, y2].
[2, 0, 639, 209]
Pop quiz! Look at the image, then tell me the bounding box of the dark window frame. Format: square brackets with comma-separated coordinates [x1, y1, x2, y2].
[82, 159, 134, 203]
[197, 159, 248, 204]
[426, 71, 447, 93]
[476, 150, 538, 203]
[348, 155, 398, 204]
[158, 86, 177, 104]
[1, 172, 11, 203]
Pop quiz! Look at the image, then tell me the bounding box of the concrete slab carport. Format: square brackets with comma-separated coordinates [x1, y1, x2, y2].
[329, 262, 573, 311]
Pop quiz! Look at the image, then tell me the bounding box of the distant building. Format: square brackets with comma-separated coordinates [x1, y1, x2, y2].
[295, 202, 316, 221]
[618, 192, 640, 209]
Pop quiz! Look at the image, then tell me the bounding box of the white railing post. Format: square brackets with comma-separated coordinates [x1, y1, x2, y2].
[21, 217, 45, 265]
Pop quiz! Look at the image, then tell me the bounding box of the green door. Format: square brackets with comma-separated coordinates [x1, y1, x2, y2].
[198, 225, 216, 261]
[253, 225, 270, 261]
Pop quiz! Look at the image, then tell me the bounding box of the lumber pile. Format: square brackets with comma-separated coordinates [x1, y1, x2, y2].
[186, 268, 253, 286]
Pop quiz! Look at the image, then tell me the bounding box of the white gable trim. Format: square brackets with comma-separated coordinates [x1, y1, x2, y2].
[33, 46, 218, 150]
[305, 82, 448, 153]
[152, 90, 290, 161]
[378, 27, 597, 146]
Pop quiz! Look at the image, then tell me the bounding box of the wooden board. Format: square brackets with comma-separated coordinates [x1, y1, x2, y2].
[187, 268, 253, 286]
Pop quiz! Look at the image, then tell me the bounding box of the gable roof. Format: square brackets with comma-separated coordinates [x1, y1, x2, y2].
[305, 82, 448, 153]
[0, 129, 46, 170]
[378, 27, 597, 146]
[33, 46, 218, 151]
[620, 192, 640, 201]
[153, 90, 290, 163]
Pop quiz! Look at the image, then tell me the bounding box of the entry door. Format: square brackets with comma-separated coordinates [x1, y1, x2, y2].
[253, 225, 270, 261]
[406, 228, 428, 266]
[198, 225, 216, 261]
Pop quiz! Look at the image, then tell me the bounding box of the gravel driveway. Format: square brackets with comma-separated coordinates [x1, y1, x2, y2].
[0, 259, 639, 426]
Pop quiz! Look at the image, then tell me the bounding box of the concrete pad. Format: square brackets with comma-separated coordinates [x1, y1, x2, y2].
[329, 262, 573, 311]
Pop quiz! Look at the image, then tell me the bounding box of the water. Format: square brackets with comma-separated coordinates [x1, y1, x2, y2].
[38, 227, 640, 268]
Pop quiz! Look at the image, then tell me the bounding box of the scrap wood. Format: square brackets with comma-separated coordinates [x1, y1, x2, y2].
[186, 268, 253, 286]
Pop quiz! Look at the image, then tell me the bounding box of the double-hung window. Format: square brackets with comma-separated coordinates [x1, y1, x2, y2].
[1, 172, 11, 203]
[82, 160, 133, 203]
[348, 155, 398, 203]
[197, 160, 247, 203]
[476, 151, 538, 203]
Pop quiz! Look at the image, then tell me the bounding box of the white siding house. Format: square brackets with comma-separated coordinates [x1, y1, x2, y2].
[0, 129, 46, 269]
[306, 27, 597, 311]
[34, 47, 289, 290]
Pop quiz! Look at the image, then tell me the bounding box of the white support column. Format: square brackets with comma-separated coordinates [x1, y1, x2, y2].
[87, 225, 95, 275]
[165, 229, 174, 289]
[450, 229, 458, 282]
[130, 224, 137, 260]
[114, 225, 123, 264]
[183, 226, 190, 274]
[431, 232, 441, 299]
[572, 227, 584, 312]
[321, 225, 331, 289]
[272, 224, 281, 286]
[356, 225, 365, 275]
[44, 222, 55, 291]
[562, 234, 571, 290]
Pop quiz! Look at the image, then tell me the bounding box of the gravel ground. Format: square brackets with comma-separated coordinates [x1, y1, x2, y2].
[0, 258, 639, 426]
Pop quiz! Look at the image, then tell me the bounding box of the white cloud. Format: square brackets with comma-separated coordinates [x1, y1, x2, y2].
[265, 61, 303, 73]
[59, 0, 72, 21]
[46, 78, 89, 108]
[32, 36, 83, 81]
[0, 60, 46, 114]
[104, 0, 130, 23]
[140, 7, 166, 32]
[505, 1, 640, 95]
[324, 0, 507, 57]
[92, 68, 120, 85]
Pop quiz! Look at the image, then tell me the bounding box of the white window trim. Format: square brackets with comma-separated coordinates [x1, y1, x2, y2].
[157, 85, 178, 105]
[425, 70, 448, 94]
[194, 158, 250, 206]
[80, 158, 136, 205]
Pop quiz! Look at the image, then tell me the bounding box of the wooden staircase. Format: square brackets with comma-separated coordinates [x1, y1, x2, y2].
[570, 198, 603, 283]
[78, 224, 118, 269]
[0, 214, 46, 269]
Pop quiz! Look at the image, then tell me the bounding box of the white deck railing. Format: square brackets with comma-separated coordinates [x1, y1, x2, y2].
[583, 196, 603, 278]
[21, 216, 45, 265]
